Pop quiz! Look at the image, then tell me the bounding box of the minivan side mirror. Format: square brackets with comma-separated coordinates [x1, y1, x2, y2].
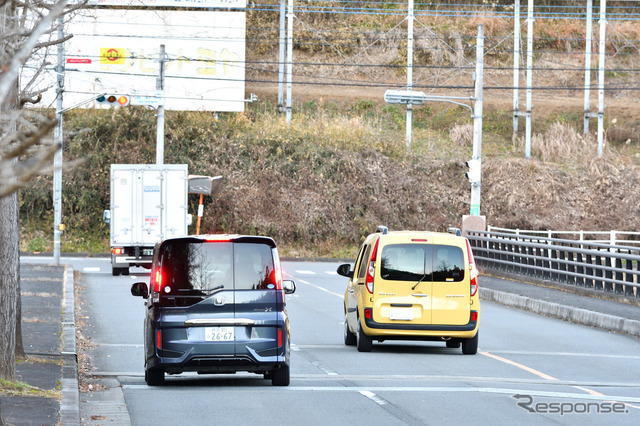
[131, 282, 149, 298]
[283, 280, 296, 294]
[336, 263, 353, 278]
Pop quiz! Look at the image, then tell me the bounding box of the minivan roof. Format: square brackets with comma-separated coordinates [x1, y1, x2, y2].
[160, 234, 276, 248]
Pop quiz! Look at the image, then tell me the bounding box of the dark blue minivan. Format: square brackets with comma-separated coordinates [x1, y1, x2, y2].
[131, 235, 296, 386]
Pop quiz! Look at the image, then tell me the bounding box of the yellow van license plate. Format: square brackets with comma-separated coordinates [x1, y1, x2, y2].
[205, 326, 234, 341]
[389, 307, 414, 321]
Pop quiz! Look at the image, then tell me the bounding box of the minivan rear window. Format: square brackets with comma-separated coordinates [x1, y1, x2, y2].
[380, 244, 465, 282]
[158, 241, 275, 295]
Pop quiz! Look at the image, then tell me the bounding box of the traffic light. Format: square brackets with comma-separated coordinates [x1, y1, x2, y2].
[96, 94, 130, 106]
[465, 159, 481, 184]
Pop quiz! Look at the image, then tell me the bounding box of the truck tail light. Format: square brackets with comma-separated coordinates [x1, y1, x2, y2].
[365, 237, 380, 294]
[112, 247, 123, 255]
[466, 238, 479, 297]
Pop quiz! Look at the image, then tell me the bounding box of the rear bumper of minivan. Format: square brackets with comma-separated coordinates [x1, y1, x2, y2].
[363, 310, 479, 338]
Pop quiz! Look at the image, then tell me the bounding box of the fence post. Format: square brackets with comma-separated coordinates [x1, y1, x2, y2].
[594, 250, 604, 290]
[605, 256, 613, 292]
[584, 249, 594, 289]
[624, 258, 635, 297]
[614, 256, 623, 294]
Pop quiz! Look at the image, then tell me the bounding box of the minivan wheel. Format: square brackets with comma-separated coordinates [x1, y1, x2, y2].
[461, 332, 479, 355]
[271, 365, 290, 386]
[446, 339, 460, 349]
[344, 315, 356, 346]
[356, 318, 373, 352]
[145, 368, 165, 386]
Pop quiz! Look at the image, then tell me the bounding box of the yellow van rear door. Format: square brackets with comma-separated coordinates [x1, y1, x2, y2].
[373, 243, 433, 325]
[430, 237, 470, 325]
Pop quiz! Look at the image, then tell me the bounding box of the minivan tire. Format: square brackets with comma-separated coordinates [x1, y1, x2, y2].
[145, 368, 165, 386]
[461, 332, 479, 355]
[356, 318, 373, 352]
[271, 365, 290, 386]
[344, 314, 356, 346]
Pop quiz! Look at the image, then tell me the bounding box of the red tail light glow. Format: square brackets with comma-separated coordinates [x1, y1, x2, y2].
[278, 328, 283, 348]
[268, 248, 283, 290]
[364, 308, 372, 319]
[154, 270, 163, 293]
[111, 247, 123, 255]
[156, 330, 162, 349]
[471, 311, 478, 322]
[365, 237, 380, 294]
[466, 238, 479, 297]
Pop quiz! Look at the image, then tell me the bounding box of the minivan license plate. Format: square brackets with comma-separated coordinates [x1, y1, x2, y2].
[389, 307, 414, 321]
[205, 326, 234, 342]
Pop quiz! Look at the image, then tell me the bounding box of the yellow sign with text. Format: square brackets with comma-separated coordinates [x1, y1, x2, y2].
[100, 48, 125, 64]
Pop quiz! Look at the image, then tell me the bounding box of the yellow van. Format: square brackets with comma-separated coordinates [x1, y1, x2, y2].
[337, 226, 480, 354]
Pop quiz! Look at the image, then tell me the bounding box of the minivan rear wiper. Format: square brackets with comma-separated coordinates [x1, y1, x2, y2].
[412, 274, 427, 290]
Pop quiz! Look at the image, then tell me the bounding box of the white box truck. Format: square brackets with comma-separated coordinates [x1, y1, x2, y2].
[104, 164, 189, 276]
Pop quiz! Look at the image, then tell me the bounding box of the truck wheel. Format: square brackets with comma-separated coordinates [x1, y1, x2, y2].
[112, 267, 121, 276]
[121, 267, 130, 276]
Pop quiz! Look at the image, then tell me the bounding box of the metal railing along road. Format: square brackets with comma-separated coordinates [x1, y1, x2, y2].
[465, 230, 640, 298]
[487, 226, 640, 248]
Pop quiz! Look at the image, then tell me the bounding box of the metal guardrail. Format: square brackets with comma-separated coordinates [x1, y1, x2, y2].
[487, 226, 640, 247]
[465, 230, 640, 298]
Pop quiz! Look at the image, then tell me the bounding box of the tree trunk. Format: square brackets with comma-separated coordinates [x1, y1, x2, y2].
[0, 191, 19, 380]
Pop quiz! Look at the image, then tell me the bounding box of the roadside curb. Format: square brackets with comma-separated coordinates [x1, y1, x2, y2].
[480, 287, 640, 338]
[61, 265, 80, 425]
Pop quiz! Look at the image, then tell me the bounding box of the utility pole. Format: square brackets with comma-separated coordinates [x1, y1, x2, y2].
[156, 44, 166, 165]
[405, 0, 415, 152]
[53, 15, 64, 264]
[470, 24, 484, 216]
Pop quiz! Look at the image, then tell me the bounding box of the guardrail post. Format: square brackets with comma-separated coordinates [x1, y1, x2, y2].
[584, 251, 594, 288]
[576, 252, 585, 286]
[614, 257, 624, 294]
[624, 258, 635, 297]
[558, 247, 568, 283]
[594, 251, 604, 290]
[567, 250, 576, 285]
[549, 247, 558, 281]
[542, 245, 550, 280]
[604, 256, 613, 292]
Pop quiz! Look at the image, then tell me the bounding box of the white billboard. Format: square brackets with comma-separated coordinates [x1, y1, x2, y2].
[63, 9, 246, 111]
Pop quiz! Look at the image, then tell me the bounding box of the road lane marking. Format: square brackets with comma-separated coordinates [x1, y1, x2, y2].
[480, 351, 559, 381]
[298, 279, 344, 299]
[360, 390, 387, 405]
[487, 350, 640, 360]
[295, 270, 316, 275]
[83, 267, 101, 272]
[119, 384, 640, 403]
[481, 350, 640, 411]
[325, 271, 338, 275]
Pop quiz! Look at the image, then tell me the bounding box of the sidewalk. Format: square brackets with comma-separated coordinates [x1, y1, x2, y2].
[1, 262, 639, 425]
[0, 264, 78, 426]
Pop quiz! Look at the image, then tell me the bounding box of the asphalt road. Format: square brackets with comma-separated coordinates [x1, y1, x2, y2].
[33, 257, 640, 425]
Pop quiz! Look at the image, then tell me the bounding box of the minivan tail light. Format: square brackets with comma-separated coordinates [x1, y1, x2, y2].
[268, 248, 283, 290]
[466, 238, 479, 297]
[156, 330, 162, 349]
[278, 328, 283, 348]
[365, 237, 380, 294]
[154, 269, 163, 293]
